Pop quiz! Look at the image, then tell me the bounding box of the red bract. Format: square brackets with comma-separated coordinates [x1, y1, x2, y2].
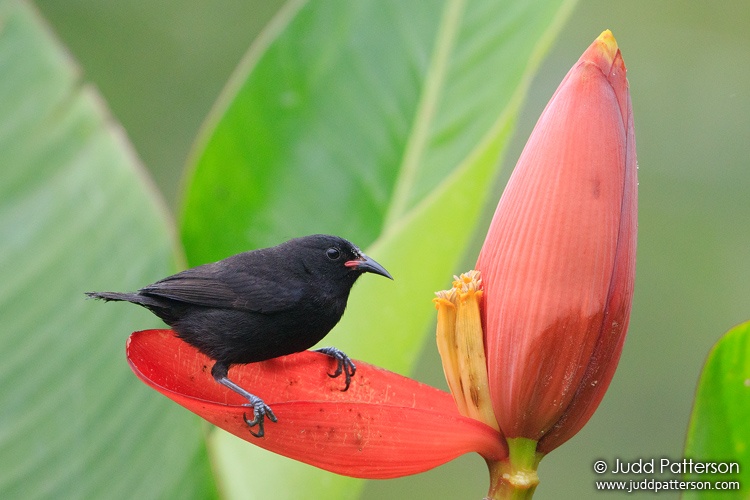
[476, 30, 637, 454]
[126, 329, 506, 478]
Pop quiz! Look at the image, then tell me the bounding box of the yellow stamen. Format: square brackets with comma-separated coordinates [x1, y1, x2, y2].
[434, 270, 499, 430]
[434, 290, 467, 415]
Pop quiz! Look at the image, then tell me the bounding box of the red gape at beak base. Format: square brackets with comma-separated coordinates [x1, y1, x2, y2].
[345, 255, 393, 280]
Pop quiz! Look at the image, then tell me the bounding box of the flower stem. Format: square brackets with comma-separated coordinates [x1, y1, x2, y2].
[485, 438, 543, 499]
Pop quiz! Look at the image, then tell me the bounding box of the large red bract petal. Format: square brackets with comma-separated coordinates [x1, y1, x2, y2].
[126, 329, 507, 478]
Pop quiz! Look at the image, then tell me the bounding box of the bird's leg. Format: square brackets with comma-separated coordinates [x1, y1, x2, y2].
[211, 361, 277, 438]
[315, 347, 356, 391]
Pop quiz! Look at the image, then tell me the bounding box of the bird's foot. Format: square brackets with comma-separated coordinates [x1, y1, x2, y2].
[214, 370, 278, 438]
[315, 346, 356, 391]
[242, 396, 278, 438]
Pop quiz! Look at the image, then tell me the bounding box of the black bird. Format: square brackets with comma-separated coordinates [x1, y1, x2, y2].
[87, 234, 392, 437]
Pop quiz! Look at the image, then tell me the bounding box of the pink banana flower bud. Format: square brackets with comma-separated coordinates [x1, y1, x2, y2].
[477, 29, 637, 456]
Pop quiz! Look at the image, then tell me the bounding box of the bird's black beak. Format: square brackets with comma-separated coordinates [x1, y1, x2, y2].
[345, 254, 393, 280]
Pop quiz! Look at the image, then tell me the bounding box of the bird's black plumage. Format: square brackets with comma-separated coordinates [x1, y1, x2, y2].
[87, 234, 392, 436]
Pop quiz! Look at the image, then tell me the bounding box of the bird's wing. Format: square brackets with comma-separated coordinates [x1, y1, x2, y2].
[139, 265, 304, 314]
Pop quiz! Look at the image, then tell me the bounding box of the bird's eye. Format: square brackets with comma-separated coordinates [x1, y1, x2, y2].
[326, 247, 341, 260]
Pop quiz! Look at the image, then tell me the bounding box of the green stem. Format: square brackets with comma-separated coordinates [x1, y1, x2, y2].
[485, 438, 544, 500]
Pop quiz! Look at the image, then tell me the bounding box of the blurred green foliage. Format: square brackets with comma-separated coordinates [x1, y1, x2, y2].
[684, 321, 750, 499]
[1, 0, 747, 498]
[0, 2, 215, 497]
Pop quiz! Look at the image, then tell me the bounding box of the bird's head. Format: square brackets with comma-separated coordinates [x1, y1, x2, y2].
[291, 235, 393, 282]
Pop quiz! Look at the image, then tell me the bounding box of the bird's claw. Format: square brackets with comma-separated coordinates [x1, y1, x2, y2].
[215, 372, 277, 438]
[242, 400, 277, 438]
[315, 346, 356, 391]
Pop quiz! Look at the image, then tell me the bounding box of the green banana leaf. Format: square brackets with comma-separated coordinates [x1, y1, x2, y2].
[180, 0, 576, 497]
[0, 1, 216, 497]
[683, 320, 750, 499]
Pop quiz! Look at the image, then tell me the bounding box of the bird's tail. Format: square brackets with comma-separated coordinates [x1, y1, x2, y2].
[85, 291, 153, 306]
[86, 291, 132, 302]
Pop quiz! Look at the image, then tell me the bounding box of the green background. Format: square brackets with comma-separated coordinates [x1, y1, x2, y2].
[20, 1, 750, 498]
